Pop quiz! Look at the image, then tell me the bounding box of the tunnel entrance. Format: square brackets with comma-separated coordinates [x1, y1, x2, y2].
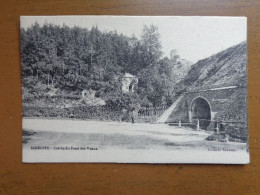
[191, 97, 211, 130]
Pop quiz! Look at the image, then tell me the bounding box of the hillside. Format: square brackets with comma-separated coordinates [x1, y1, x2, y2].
[21, 23, 193, 115]
[171, 58, 193, 83]
[165, 41, 248, 141]
[175, 41, 247, 92]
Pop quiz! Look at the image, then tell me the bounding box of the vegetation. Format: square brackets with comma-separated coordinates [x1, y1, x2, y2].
[21, 23, 190, 111]
[175, 41, 247, 92]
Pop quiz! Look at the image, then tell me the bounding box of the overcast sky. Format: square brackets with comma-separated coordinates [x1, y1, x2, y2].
[21, 16, 247, 63]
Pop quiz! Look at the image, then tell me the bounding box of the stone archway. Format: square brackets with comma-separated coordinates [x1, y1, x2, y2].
[191, 97, 211, 130]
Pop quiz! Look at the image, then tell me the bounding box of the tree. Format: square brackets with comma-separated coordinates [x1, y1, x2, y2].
[21, 22, 186, 110]
[136, 25, 168, 107]
[141, 25, 163, 68]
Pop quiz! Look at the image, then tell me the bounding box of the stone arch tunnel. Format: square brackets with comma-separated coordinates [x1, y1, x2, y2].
[190, 97, 211, 130]
[162, 86, 248, 141]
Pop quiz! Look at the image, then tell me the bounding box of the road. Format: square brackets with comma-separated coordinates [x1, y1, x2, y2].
[22, 118, 249, 163]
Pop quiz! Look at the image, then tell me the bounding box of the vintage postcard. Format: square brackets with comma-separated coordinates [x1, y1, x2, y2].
[21, 16, 249, 163]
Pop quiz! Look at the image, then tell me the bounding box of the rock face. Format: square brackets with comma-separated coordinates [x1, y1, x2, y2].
[81, 89, 106, 106]
[175, 41, 247, 92]
[171, 58, 193, 84]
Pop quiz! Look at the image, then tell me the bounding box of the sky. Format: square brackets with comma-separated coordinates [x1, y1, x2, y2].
[21, 16, 247, 63]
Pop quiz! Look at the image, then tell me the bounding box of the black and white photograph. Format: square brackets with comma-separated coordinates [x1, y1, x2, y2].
[21, 16, 249, 163]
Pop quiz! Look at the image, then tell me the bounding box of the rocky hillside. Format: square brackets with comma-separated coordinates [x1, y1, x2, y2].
[171, 58, 193, 83]
[175, 41, 247, 92]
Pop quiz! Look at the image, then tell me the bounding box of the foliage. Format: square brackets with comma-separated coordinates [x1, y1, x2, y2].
[21, 23, 187, 109]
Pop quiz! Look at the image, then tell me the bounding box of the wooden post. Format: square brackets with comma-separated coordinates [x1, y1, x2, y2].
[216, 122, 219, 134]
[178, 119, 182, 127]
[197, 119, 200, 130]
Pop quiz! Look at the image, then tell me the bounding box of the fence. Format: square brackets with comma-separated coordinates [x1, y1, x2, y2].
[137, 106, 167, 117]
[169, 118, 248, 142]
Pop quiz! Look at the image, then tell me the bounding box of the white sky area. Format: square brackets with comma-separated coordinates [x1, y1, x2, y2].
[21, 16, 247, 63]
